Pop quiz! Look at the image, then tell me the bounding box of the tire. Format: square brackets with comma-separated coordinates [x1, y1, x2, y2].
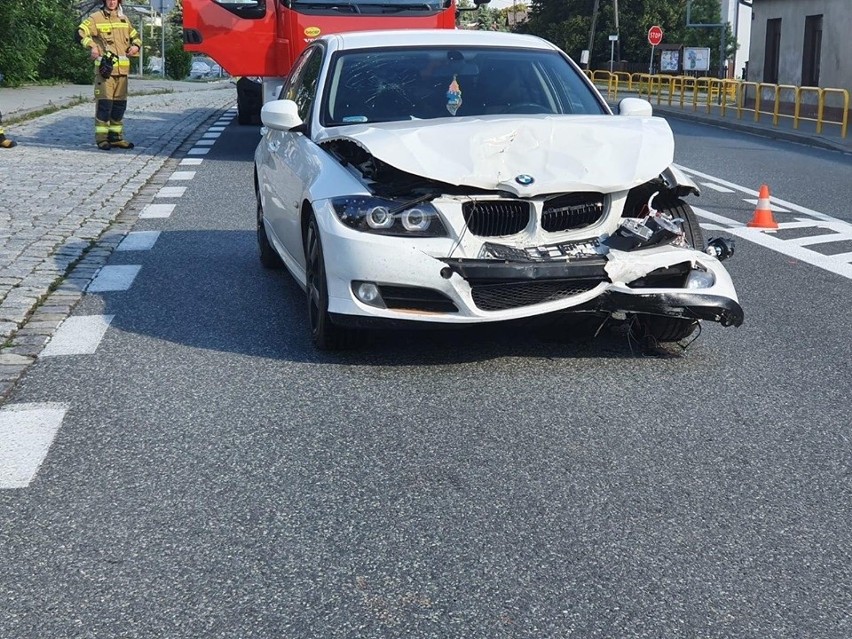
[256, 192, 283, 269]
[633, 199, 703, 343]
[237, 77, 262, 125]
[664, 200, 704, 250]
[305, 216, 357, 350]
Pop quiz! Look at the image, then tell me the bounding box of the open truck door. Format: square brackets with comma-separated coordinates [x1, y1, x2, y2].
[183, 0, 283, 124]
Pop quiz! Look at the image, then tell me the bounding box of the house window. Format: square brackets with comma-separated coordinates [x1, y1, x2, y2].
[764, 18, 781, 84]
[802, 14, 823, 87]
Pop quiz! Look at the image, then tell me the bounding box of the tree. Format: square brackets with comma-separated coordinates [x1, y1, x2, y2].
[165, 0, 191, 78]
[521, 0, 736, 74]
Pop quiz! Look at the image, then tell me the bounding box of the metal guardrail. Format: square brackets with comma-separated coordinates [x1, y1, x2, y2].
[584, 70, 849, 139]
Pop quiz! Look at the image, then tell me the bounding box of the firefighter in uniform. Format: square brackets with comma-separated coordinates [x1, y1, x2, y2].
[77, 0, 142, 150]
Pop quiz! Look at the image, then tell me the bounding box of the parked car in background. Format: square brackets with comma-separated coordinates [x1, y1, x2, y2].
[254, 29, 743, 350]
[190, 59, 212, 79]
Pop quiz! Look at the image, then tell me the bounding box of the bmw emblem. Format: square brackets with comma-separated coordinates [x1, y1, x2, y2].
[515, 174, 534, 185]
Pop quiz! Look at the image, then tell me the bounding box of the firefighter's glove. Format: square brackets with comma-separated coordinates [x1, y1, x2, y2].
[99, 52, 119, 79]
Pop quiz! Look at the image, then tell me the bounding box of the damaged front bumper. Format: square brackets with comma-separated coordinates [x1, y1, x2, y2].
[438, 244, 743, 327]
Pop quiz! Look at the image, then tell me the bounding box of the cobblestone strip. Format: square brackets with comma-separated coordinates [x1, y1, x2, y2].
[0, 89, 235, 400]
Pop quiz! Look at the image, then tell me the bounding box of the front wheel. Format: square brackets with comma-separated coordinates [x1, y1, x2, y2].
[305, 216, 357, 350]
[633, 200, 704, 343]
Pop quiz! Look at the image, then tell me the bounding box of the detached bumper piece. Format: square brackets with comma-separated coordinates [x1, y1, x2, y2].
[596, 291, 745, 327]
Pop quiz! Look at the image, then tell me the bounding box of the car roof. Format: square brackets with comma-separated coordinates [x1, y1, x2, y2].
[323, 29, 559, 53]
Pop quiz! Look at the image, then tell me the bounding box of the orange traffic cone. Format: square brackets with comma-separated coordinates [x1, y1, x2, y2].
[747, 184, 779, 229]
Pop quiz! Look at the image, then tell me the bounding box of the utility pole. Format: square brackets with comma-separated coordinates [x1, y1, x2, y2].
[161, 0, 166, 79]
[612, 0, 620, 66]
[586, 0, 600, 70]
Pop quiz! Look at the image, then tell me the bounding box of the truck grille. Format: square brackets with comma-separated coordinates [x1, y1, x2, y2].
[542, 193, 605, 232]
[470, 280, 599, 311]
[462, 201, 531, 237]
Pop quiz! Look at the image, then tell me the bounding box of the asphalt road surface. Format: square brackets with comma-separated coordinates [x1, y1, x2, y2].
[1, 112, 850, 638]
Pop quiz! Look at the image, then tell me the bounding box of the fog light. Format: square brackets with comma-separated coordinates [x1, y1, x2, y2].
[685, 268, 715, 289]
[353, 281, 385, 307]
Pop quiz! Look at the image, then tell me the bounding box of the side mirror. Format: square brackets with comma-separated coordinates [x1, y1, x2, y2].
[261, 99, 303, 131]
[618, 97, 653, 117]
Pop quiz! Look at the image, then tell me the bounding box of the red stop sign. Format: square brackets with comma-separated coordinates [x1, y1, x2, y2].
[648, 26, 664, 46]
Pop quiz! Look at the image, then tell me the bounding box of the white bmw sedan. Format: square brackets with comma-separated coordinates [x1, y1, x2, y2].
[254, 29, 742, 350]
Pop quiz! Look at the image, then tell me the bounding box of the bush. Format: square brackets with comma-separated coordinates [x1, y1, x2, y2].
[165, 37, 191, 80]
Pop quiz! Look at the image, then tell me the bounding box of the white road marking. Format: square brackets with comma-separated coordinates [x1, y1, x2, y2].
[187, 148, 210, 156]
[156, 186, 187, 198]
[213, 121, 231, 126]
[743, 198, 791, 213]
[700, 182, 735, 193]
[87, 265, 141, 292]
[831, 251, 852, 262]
[180, 158, 203, 166]
[201, 132, 220, 139]
[169, 171, 196, 181]
[194, 139, 216, 146]
[0, 403, 68, 489]
[693, 206, 852, 279]
[41, 315, 114, 357]
[140, 203, 175, 218]
[208, 127, 225, 132]
[699, 223, 729, 231]
[788, 233, 852, 247]
[117, 231, 160, 251]
[676, 165, 841, 223]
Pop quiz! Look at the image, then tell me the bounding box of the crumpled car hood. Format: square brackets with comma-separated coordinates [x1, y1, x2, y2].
[317, 115, 675, 196]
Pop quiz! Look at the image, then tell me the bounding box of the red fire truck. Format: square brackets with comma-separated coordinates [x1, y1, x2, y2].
[183, 0, 487, 124]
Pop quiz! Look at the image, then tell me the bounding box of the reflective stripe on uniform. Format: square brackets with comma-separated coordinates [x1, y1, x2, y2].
[108, 124, 123, 133]
[95, 125, 110, 133]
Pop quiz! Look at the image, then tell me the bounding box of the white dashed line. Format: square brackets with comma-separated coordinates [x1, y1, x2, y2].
[700, 182, 735, 193]
[140, 203, 175, 218]
[208, 127, 225, 132]
[156, 186, 187, 198]
[0, 403, 68, 489]
[187, 148, 210, 156]
[201, 132, 221, 139]
[180, 158, 203, 166]
[169, 171, 196, 181]
[117, 231, 160, 251]
[87, 265, 141, 292]
[194, 139, 216, 147]
[41, 315, 114, 357]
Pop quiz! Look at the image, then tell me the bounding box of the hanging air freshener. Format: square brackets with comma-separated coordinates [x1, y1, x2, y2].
[446, 75, 462, 116]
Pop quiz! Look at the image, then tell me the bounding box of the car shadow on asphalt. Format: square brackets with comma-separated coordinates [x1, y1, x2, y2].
[56, 229, 697, 365]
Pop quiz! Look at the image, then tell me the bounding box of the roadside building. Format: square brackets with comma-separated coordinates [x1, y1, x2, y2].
[748, 0, 850, 94]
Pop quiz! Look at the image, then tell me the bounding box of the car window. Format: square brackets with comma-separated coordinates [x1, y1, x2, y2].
[283, 46, 324, 122]
[322, 46, 606, 126]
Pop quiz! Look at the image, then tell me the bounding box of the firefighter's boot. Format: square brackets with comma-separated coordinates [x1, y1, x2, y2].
[0, 133, 16, 149]
[96, 118, 111, 150]
[108, 120, 134, 149]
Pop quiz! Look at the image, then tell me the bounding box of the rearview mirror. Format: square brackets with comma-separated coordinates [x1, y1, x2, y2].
[261, 99, 303, 131]
[618, 97, 653, 117]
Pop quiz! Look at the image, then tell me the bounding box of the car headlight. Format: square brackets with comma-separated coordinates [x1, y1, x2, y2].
[332, 197, 447, 237]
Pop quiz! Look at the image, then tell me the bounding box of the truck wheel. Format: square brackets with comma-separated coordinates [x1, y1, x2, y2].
[236, 77, 262, 125]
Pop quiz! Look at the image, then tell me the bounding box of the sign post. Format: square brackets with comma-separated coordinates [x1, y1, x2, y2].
[648, 25, 663, 74]
[609, 34, 618, 73]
